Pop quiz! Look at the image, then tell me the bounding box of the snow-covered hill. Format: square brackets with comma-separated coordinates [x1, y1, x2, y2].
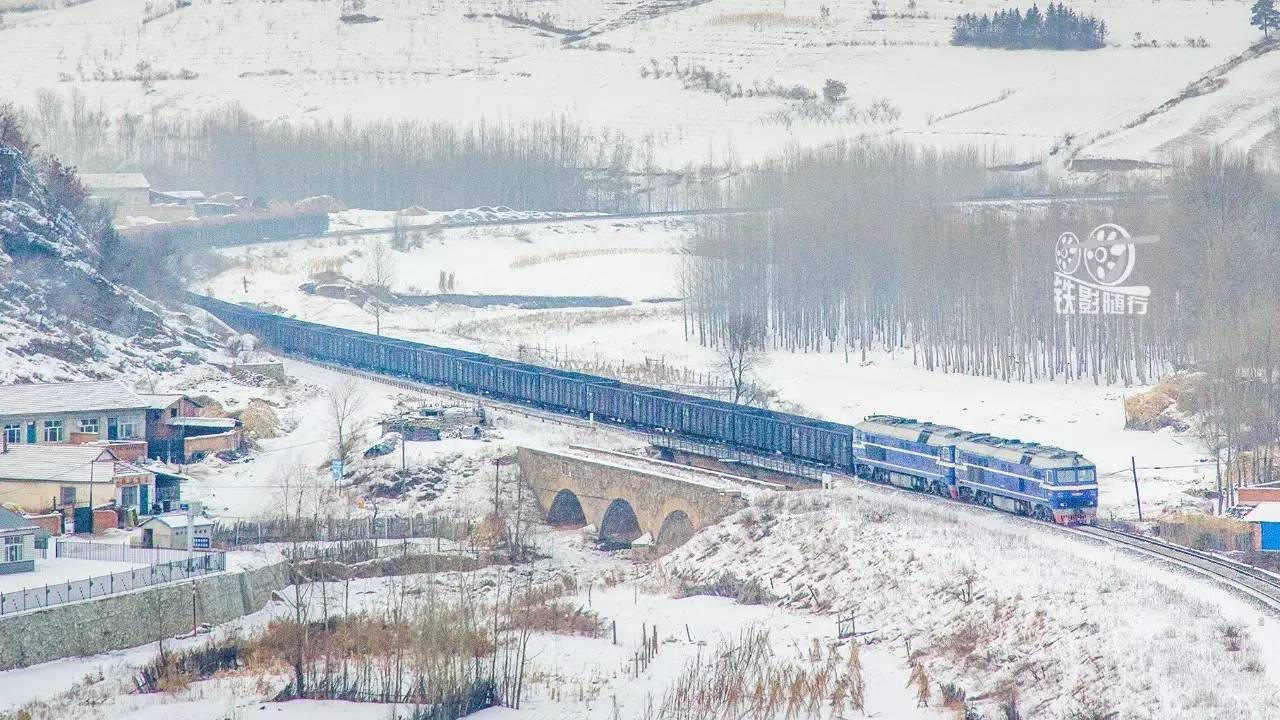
[0, 142, 218, 381]
[0, 0, 1275, 169]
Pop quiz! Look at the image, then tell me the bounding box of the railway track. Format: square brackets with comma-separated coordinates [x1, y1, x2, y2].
[1074, 524, 1280, 610]
[305, 355, 1280, 612]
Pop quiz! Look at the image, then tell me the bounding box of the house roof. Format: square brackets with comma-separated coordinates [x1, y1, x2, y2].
[152, 190, 205, 200]
[1244, 503, 1280, 523]
[0, 445, 131, 484]
[79, 173, 150, 190]
[0, 381, 149, 417]
[138, 393, 185, 411]
[142, 513, 214, 530]
[169, 417, 237, 429]
[0, 506, 37, 533]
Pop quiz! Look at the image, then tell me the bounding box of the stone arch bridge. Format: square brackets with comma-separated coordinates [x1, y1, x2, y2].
[516, 446, 748, 553]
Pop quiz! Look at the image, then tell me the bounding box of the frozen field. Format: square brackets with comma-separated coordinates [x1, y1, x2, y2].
[1, 0, 1276, 168]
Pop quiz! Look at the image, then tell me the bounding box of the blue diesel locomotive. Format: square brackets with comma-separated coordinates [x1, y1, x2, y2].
[194, 296, 1099, 525]
[854, 415, 1098, 524]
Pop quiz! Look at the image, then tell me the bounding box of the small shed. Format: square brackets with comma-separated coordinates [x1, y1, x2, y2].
[1242, 503, 1280, 551]
[0, 507, 37, 574]
[139, 513, 215, 550]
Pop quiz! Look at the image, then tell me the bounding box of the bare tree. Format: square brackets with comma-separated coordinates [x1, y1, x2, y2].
[328, 378, 367, 468]
[364, 240, 397, 335]
[718, 311, 766, 405]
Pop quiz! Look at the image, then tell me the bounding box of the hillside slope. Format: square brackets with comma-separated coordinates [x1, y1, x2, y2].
[0, 143, 217, 382]
[0, 0, 1274, 169]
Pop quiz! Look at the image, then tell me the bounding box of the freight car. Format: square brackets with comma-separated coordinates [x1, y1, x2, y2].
[195, 295, 1097, 524]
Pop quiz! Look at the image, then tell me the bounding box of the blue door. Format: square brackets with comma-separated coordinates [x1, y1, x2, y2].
[1262, 522, 1280, 551]
[25, 422, 35, 444]
[140, 485, 150, 514]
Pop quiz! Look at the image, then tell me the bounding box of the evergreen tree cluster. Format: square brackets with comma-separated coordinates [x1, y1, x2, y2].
[951, 3, 1107, 49]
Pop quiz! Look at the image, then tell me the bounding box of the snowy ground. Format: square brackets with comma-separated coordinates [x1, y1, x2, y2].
[0, 557, 146, 594]
[0, 302, 1271, 717]
[205, 218, 1216, 519]
[1, 0, 1276, 170]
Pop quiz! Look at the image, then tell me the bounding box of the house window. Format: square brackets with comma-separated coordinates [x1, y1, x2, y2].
[59, 486, 76, 507]
[43, 420, 64, 442]
[2, 424, 18, 444]
[170, 408, 178, 418]
[3, 536, 22, 563]
[79, 418, 100, 435]
[118, 420, 138, 439]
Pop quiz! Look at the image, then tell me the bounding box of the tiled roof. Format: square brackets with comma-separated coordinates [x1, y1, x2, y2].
[78, 173, 150, 189]
[0, 381, 148, 416]
[0, 506, 36, 533]
[1244, 503, 1280, 523]
[138, 394, 185, 411]
[0, 445, 122, 484]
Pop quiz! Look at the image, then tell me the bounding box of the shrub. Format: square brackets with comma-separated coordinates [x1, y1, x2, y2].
[822, 78, 847, 103]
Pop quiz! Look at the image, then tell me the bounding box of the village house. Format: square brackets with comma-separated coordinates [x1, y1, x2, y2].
[0, 381, 149, 456]
[139, 513, 214, 550]
[78, 172, 151, 206]
[0, 444, 156, 519]
[0, 507, 37, 575]
[139, 394, 243, 463]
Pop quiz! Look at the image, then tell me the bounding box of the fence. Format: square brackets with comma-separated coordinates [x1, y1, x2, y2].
[53, 540, 221, 565]
[283, 538, 450, 564]
[214, 514, 471, 550]
[0, 542, 227, 616]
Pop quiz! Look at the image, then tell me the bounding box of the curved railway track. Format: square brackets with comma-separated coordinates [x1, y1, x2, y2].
[304, 353, 1280, 612]
[1074, 525, 1280, 610]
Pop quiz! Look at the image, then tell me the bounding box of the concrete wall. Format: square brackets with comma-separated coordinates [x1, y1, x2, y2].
[184, 429, 242, 458]
[0, 560, 289, 671]
[517, 446, 746, 551]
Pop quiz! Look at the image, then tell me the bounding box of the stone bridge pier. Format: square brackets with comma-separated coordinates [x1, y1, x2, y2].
[517, 446, 747, 553]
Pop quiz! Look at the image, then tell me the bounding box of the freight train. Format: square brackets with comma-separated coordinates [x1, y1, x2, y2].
[194, 295, 1098, 524]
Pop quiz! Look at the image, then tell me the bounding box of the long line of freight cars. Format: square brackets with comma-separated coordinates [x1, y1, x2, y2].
[193, 295, 1097, 524]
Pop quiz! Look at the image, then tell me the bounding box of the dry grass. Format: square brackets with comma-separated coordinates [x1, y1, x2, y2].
[1124, 372, 1204, 430]
[659, 626, 866, 719]
[709, 11, 819, 27]
[470, 512, 510, 549]
[1154, 512, 1253, 552]
[509, 247, 669, 269]
[238, 398, 282, 439]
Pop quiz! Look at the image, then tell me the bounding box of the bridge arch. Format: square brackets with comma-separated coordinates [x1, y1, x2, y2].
[600, 498, 642, 547]
[547, 489, 587, 527]
[655, 509, 694, 553]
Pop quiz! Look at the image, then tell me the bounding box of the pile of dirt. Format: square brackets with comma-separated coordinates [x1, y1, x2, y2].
[238, 398, 282, 439]
[1123, 373, 1204, 431]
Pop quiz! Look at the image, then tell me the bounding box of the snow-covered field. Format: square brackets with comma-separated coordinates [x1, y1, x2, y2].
[1, 0, 1276, 169]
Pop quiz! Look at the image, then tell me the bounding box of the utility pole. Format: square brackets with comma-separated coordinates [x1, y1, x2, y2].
[1131, 456, 1143, 522]
[493, 458, 501, 515]
[86, 455, 96, 535]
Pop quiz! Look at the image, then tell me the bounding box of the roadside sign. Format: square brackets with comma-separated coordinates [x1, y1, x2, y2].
[192, 537, 211, 550]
